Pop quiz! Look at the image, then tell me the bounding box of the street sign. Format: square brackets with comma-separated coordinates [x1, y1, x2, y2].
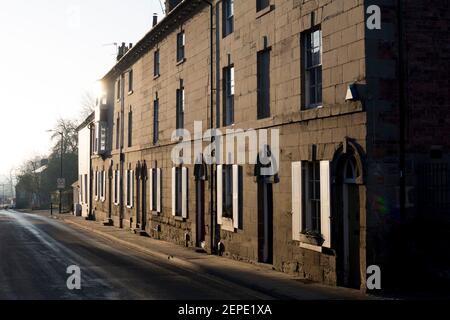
[57, 178, 66, 190]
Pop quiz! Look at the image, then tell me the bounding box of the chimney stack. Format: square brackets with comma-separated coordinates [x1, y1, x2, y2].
[153, 13, 158, 27]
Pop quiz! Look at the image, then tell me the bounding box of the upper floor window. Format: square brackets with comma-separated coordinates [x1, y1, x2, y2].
[177, 31, 185, 62]
[128, 108, 133, 148]
[128, 70, 133, 93]
[303, 28, 322, 109]
[223, 0, 234, 37]
[176, 80, 185, 129]
[153, 93, 160, 144]
[154, 50, 160, 77]
[256, 0, 269, 12]
[257, 49, 270, 119]
[116, 78, 121, 100]
[116, 114, 120, 150]
[223, 65, 235, 126]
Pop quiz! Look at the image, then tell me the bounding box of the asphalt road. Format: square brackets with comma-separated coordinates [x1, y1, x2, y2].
[0, 209, 282, 300]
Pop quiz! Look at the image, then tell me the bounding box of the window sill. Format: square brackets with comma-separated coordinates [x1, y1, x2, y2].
[221, 218, 235, 232]
[151, 211, 160, 216]
[176, 58, 186, 66]
[256, 5, 274, 19]
[174, 216, 186, 222]
[299, 242, 323, 253]
[126, 205, 133, 209]
[153, 74, 161, 80]
[128, 90, 134, 96]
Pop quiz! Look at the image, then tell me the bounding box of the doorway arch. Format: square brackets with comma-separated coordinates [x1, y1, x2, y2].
[332, 140, 365, 289]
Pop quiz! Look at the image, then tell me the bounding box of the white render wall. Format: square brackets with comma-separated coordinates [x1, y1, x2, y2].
[78, 125, 91, 218]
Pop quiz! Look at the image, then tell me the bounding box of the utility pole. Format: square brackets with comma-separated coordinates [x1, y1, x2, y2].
[47, 129, 64, 214]
[59, 131, 64, 214]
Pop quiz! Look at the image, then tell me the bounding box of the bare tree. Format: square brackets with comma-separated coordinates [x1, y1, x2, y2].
[80, 91, 96, 120]
[50, 118, 79, 155]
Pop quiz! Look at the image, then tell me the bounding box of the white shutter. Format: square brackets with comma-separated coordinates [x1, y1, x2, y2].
[232, 165, 239, 229]
[102, 171, 106, 202]
[149, 168, 154, 211]
[131, 170, 134, 208]
[292, 162, 302, 241]
[125, 170, 128, 207]
[112, 170, 116, 205]
[117, 171, 121, 205]
[157, 168, 162, 213]
[95, 172, 98, 201]
[171, 167, 176, 216]
[320, 161, 331, 248]
[182, 167, 188, 219]
[217, 165, 223, 225]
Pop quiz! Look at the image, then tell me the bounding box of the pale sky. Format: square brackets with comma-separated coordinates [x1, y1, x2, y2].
[0, 0, 164, 180]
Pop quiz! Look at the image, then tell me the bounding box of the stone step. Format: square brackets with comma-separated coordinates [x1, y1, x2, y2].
[102, 219, 114, 226]
[133, 228, 149, 237]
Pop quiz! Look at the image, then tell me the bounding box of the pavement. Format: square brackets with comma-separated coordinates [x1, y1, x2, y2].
[0, 209, 373, 300]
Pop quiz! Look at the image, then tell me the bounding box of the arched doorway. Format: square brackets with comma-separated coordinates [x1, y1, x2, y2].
[332, 141, 364, 289]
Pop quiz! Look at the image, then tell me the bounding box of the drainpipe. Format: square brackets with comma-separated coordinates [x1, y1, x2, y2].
[397, 0, 406, 221]
[200, 0, 216, 254]
[119, 73, 125, 228]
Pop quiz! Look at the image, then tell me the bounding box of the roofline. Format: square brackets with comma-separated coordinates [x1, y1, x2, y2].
[101, 0, 206, 81]
[76, 112, 95, 132]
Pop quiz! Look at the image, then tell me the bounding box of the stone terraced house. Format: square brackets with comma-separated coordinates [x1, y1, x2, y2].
[78, 0, 450, 290]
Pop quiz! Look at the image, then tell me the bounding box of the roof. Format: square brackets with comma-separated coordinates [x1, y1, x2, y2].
[76, 111, 95, 132]
[33, 165, 48, 174]
[102, 0, 206, 81]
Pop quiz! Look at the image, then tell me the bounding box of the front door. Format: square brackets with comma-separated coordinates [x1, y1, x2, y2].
[258, 180, 273, 264]
[335, 157, 361, 289]
[196, 180, 205, 247]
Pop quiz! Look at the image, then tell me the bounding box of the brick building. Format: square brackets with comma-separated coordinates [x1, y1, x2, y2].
[79, 0, 450, 290]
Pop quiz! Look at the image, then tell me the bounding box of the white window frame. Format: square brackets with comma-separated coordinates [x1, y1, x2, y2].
[126, 169, 134, 209]
[101, 171, 106, 202]
[149, 168, 162, 213]
[113, 170, 120, 206]
[172, 167, 188, 218]
[217, 164, 241, 232]
[291, 161, 331, 249]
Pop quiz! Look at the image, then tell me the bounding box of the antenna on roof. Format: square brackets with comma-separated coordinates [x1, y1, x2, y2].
[158, 0, 166, 14]
[103, 42, 119, 55]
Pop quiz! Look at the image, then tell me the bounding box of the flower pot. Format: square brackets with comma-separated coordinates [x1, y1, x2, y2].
[299, 233, 324, 247]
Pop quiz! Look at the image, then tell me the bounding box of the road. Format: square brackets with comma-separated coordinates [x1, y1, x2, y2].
[0, 210, 368, 300]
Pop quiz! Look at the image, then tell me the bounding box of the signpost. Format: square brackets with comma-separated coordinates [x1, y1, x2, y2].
[57, 178, 66, 190]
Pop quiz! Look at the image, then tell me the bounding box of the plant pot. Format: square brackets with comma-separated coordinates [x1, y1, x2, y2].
[299, 233, 324, 247]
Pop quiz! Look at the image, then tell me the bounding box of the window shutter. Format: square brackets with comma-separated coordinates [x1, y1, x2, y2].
[94, 172, 98, 201]
[131, 170, 134, 208]
[157, 168, 162, 213]
[320, 161, 331, 248]
[292, 162, 302, 241]
[125, 170, 128, 207]
[217, 165, 223, 225]
[171, 167, 176, 216]
[117, 171, 121, 205]
[149, 168, 154, 211]
[182, 167, 188, 219]
[232, 165, 239, 229]
[102, 171, 106, 202]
